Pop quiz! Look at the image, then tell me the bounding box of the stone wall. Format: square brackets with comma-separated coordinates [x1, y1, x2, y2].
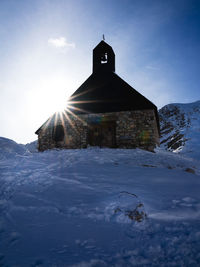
[37, 109, 159, 151]
[115, 110, 159, 150]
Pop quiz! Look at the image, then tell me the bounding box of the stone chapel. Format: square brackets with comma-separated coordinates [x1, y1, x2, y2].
[35, 40, 160, 151]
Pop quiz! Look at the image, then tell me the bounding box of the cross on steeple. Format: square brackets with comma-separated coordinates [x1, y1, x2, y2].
[102, 34, 105, 41]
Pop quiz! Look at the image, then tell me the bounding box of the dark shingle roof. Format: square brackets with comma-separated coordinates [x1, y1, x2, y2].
[68, 71, 156, 113]
[67, 70, 160, 131]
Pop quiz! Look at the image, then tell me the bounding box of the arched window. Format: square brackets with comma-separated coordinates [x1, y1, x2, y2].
[53, 125, 64, 142]
[101, 52, 108, 64]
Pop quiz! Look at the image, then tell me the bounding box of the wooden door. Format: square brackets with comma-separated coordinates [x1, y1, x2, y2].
[88, 121, 116, 148]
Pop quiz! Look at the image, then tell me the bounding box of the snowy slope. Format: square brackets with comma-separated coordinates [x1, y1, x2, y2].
[159, 100, 200, 159]
[0, 138, 200, 266]
[25, 140, 38, 153]
[0, 137, 29, 159]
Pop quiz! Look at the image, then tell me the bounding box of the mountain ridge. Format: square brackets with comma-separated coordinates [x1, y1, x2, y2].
[159, 100, 200, 159]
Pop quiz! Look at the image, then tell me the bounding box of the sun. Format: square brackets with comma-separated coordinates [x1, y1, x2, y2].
[53, 97, 68, 113]
[44, 88, 70, 114]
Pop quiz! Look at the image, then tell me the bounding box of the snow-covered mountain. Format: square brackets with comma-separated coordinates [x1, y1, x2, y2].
[25, 140, 38, 153]
[159, 100, 200, 159]
[0, 136, 200, 266]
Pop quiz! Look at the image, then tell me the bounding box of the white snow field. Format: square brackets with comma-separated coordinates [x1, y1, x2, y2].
[0, 137, 200, 266]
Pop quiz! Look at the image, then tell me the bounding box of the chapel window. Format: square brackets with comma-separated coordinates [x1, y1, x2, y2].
[101, 53, 108, 64]
[53, 125, 64, 142]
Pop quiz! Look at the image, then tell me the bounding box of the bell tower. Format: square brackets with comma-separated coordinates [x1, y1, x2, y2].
[93, 40, 115, 73]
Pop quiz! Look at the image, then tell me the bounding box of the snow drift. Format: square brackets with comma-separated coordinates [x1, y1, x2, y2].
[0, 136, 200, 266]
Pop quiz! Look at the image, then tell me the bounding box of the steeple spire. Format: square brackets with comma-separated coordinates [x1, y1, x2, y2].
[93, 40, 115, 73]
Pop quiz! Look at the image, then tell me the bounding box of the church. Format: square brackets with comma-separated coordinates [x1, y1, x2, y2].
[35, 40, 160, 151]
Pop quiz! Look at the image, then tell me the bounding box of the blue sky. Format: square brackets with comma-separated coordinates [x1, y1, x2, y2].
[0, 0, 200, 143]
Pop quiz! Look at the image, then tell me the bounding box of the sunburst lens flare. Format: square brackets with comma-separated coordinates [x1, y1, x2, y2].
[64, 107, 86, 125]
